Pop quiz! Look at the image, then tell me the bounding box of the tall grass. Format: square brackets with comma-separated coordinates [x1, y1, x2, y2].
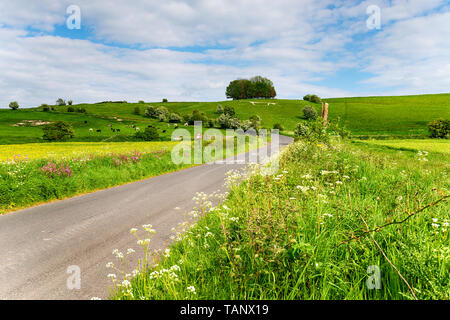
[110, 139, 449, 300]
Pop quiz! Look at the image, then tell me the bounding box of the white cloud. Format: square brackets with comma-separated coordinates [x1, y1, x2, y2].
[0, 0, 449, 107]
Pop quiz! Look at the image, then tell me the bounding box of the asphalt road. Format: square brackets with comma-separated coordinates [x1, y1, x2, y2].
[0, 135, 292, 300]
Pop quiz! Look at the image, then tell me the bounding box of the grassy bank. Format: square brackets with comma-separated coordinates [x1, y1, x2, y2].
[110, 139, 449, 300]
[0, 136, 265, 214]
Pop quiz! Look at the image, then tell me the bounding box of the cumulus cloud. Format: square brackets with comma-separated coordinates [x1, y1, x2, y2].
[0, 0, 449, 107]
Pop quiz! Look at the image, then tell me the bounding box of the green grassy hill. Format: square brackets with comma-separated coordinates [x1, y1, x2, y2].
[1, 93, 449, 144]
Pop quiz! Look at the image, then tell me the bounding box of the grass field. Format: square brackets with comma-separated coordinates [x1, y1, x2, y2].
[110, 138, 449, 300]
[1, 93, 449, 144]
[361, 139, 450, 155]
[0, 136, 265, 214]
[0, 141, 177, 162]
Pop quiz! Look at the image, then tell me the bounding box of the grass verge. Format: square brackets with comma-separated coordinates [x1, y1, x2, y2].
[110, 139, 449, 300]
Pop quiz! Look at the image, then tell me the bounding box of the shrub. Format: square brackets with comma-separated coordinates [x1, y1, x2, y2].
[428, 119, 450, 138]
[169, 113, 182, 123]
[138, 100, 145, 104]
[302, 105, 318, 120]
[310, 95, 322, 104]
[76, 107, 86, 113]
[41, 104, 50, 112]
[134, 106, 141, 115]
[224, 106, 235, 116]
[135, 127, 159, 141]
[217, 113, 240, 129]
[188, 110, 209, 126]
[9, 101, 19, 110]
[145, 106, 157, 118]
[155, 106, 170, 122]
[42, 121, 75, 141]
[273, 123, 284, 131]
[162, 98, 168, 103]
[240, 120, 253, 131]
[67, 106, 75, 112]
[303, 94, 322, 104]
[216, 105, 224, 114]
[295, 119, 328, 142]
[68, 100, 73, 105]
[295, 122, 310, 137]
[56, 98, 66, 106]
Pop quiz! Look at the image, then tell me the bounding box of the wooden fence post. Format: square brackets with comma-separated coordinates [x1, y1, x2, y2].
[321, 103, 329, 126]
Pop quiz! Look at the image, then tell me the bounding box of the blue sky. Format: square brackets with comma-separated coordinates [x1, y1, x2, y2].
[0, 0, 449, 107]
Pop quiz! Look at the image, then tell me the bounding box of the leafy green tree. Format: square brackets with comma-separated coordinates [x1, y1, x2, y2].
[56, 98, 66, 106]
[9, 101, 19, 110]
[42, 121, 75, 141]
[226, 76, 276, 99]
[134, 106, 141, 115]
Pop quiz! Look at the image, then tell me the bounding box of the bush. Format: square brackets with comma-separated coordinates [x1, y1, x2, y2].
[188, 110, 210, 126]
[217, 113, 240, 129]
[303, 94, 322, 104]
[56, 98, 66, 106]
[295, 119, 328, 142]
[42, 121, 75, 141]
[145, 106, 157, 118]
[67, 106, 75, 112]
[224, 106, 235, 116]
[295, 122, 310, 137]
[428, 119, 450, 138]
[68, 100, 73, 105]
[9, 101, 19, 110]
[138, 100, 145, 104]
[162, 98, 168, 103]
[273, 123, 284, 131]
[169, 113, 182, 123]
[41, 104, 50, 112]
[155, 106, 170, 122]
[216, 105, 224, 114]
[134, 106, 141, 115]
[135, 127, 159, 141]
[77, 107, 86, 113]
[302, 105, 318, 120]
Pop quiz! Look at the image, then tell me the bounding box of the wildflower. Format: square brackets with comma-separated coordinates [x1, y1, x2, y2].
[106, 262, 114, 268]
[127, 248, 135, 255]
[129, 228, 137, 234]
[91, 297, 102, 300]
[164, 249, 171, 258]
[335, 181, 343, 185]
[132, 269, 140, 277]
[121, 280, 131, 288]
[107, 274, 116, 279]
[187, 286, 196, 294]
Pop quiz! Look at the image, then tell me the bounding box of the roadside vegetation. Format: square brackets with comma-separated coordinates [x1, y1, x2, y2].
[0, 136, 265, 214]
[110, 124, 449, 300]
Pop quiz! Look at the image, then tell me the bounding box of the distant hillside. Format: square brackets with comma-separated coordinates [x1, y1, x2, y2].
[0, 94, 449, 144]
